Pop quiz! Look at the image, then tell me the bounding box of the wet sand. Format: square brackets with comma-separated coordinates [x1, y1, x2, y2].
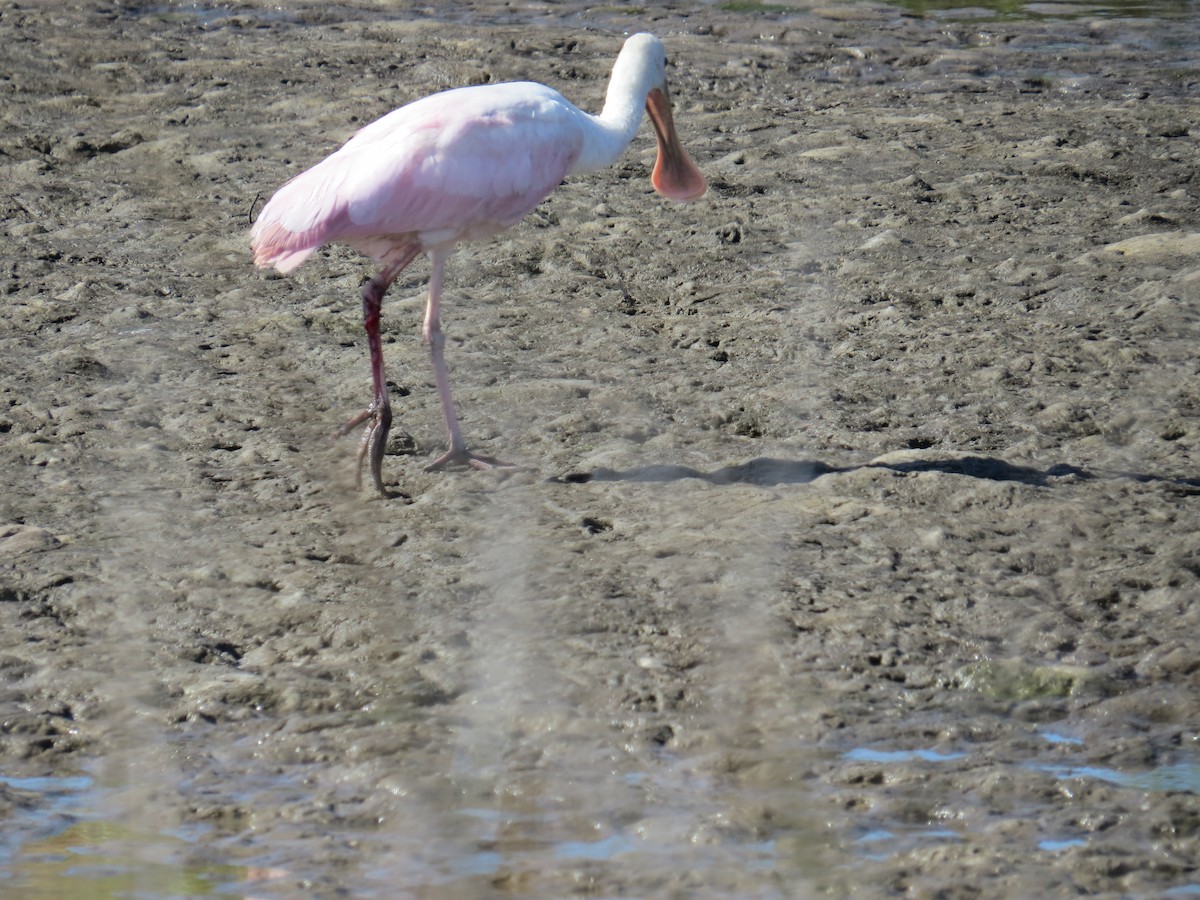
[2, 0, 1199, 895]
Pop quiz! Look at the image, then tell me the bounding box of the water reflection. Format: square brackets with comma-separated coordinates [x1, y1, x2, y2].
[1040, 731, 1085, 746]
[1032, 761, 1200, 794]
[843, 747, 967, 763]
[1039, 837, 1087, 851]
[0, 816, 263, 898]
[878, 0, 1197, 19]
[134, 0, 1200, 27]
[0, 771, 287, 897]
[853, 825, 963, 862]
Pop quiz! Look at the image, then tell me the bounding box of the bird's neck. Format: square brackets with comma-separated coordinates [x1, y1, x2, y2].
[571, 52, 655, 174]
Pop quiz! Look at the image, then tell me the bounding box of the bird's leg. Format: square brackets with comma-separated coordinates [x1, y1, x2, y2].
[345, 273, 393, 496]
[422, 247, 514, 472]
[337, 246, 420, 497]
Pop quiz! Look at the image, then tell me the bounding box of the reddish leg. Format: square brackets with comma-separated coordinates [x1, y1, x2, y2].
[338, 245, 421, 497]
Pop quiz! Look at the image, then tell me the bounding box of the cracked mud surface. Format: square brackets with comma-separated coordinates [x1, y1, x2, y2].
[2, 0, 1198, 895]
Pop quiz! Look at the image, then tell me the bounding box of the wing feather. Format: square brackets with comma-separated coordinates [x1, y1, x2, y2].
[252, 82, 585, 271]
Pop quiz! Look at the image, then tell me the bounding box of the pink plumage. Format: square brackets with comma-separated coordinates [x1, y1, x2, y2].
[254, 83, 587, 272]
[251, 33, 705, 496]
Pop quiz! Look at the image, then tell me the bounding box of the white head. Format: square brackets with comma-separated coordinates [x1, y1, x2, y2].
[614, 33, 668, 91]
[612, 33, 707, 202]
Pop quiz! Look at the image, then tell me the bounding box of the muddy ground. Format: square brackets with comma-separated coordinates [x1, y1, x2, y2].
[1, 0, 1198, 896]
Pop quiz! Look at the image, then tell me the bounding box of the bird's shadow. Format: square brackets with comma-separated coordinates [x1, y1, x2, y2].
[551, 455, 1200, 491]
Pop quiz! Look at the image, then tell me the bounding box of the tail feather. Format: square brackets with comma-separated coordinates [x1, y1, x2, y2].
[251, 165, 348, 273]
[251, 220, 320, 273]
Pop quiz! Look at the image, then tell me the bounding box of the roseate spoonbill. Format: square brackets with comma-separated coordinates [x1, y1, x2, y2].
[251, 33, 706, 496]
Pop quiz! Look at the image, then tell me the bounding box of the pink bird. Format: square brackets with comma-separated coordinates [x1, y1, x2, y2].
[251, 33, 706, 496]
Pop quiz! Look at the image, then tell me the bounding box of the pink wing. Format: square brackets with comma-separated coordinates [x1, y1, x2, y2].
[252, 83, 585, 273]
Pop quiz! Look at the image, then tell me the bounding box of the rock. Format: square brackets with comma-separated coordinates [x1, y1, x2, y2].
[0, 525, 62, 555]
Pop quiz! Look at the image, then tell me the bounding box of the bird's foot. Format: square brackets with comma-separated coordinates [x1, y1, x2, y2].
[336, 406, 375, 438]
[424, 445, 516, 473]
[338, 402, 394, 498]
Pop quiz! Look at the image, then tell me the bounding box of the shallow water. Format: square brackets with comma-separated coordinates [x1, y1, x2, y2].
[4, 671, 1196, 895]
[135, 0, 1200, 24]
[878, 0, 1198, 19]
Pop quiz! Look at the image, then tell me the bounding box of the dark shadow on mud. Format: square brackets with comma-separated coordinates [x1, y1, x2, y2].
[556, 458, 841, 486]
[553, 455, 1200, 491]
